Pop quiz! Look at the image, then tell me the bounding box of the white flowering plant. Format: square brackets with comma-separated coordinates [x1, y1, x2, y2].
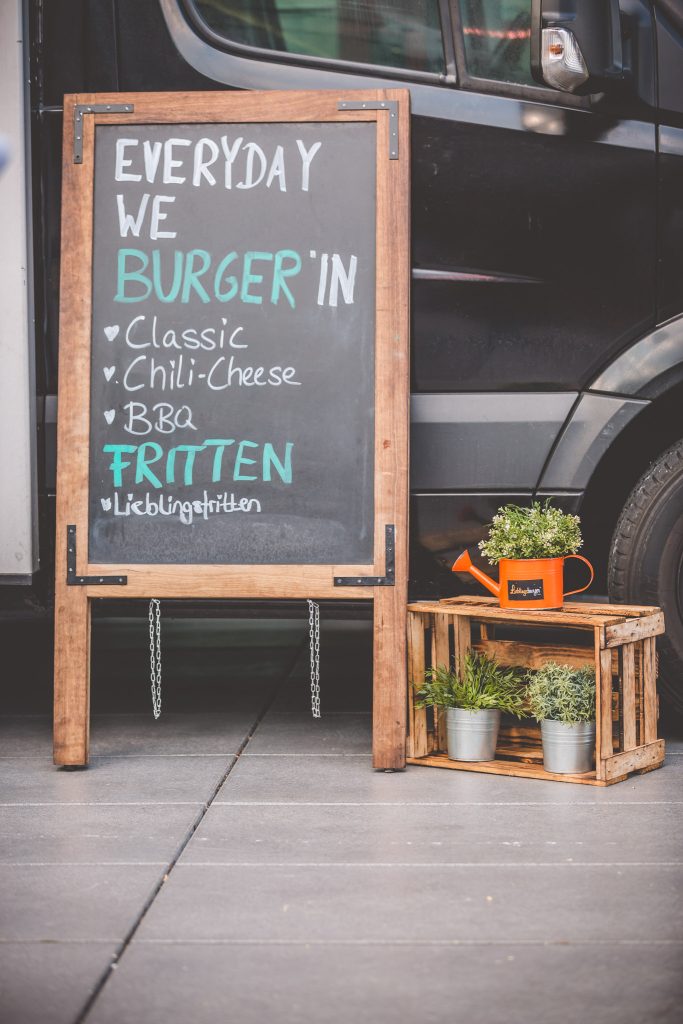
[478, 500, 583, 564]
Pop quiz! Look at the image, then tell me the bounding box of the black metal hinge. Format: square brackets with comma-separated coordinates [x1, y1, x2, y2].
[334, 525, 395, 587]
[66, 526, 127, 586]
[73, 103, 134, 163]
[337, 100, 399, 159]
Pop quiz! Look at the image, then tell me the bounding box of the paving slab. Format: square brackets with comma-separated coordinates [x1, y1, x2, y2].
[136, 862, 683, 943]
[87, 940, 683, 1024]
[0, 803, 202, 864]
[0, 863, 164, 941]
[89, 712, 260, 756]
[217, 753, 683, 804]
[0, 941, 116, 1024]
[245, 713, 372, 756]
[0, 756, 234, 805]
[0, 717, 53, 758]
[180, 800, 683, 866]
[0, 711, 262, 758]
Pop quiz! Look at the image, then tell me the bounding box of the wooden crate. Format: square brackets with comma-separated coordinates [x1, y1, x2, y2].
[406, 596, 666, 786]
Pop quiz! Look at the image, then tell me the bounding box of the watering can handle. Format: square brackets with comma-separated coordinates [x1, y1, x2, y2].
[563, 554, 594, 597]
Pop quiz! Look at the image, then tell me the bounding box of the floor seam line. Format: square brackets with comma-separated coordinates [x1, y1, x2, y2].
[128, 937, 683, 947]
[74, 632, 308, 1024]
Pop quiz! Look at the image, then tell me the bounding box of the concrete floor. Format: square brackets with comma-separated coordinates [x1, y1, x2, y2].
[1, 617, 682, 1023]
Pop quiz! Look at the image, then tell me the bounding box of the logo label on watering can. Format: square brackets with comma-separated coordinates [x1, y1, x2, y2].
[507, 579, 544, 601]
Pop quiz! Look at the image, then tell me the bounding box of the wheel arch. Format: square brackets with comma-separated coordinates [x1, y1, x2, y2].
[576, 380, 683, 587]
[539, 313, 683, 585]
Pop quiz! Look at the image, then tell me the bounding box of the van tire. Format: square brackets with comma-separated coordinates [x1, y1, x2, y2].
[608, 438, 683, 716]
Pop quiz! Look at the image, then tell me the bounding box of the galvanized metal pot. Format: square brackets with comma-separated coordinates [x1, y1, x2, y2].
[446, 708, 501, 761]
[541, 719, 596, 774]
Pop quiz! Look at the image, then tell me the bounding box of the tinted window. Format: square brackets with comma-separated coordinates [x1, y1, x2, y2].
[459, 0, 534, 85]
[191, 0, 445, 74]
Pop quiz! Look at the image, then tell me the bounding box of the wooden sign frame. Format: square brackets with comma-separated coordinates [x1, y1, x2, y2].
[54, 89, 410, 770]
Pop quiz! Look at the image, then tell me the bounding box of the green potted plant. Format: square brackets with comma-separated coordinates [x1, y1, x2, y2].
[526, 661, 596, 774]
[414, 651, 527, 762]
[452, 500, 594, 609]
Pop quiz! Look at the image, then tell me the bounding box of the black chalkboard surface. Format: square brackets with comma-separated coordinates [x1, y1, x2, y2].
[88, 121, 376, 565]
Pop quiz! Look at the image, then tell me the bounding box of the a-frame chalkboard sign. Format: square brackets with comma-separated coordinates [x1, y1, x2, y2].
[54, 90, 410, 769]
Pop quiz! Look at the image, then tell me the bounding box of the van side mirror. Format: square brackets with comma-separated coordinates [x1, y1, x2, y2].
[531, 0, 624, 94]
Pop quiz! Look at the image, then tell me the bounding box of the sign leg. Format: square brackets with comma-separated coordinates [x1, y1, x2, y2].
[372, 586, 407, 769]
[53, 584, 91, 767]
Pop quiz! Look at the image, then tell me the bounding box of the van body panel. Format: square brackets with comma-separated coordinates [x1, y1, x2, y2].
[411, 393, 576, 490]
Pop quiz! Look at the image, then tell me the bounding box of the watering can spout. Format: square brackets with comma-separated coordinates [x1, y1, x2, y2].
[451, 549, 500, 598]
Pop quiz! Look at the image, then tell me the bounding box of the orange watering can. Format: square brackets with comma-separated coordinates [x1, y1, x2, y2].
[451, 550, 594, 610]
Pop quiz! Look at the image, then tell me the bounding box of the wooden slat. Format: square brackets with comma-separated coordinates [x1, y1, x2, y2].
[642, 636, 658, 744]
[603, 740, 665, 781]
[453, 615, 471, 676]
[431, 708, 444, 754]
[495, 739, 543, 764]
[53, 97, 95, 767]
[406, 754, 609, 785]
[474, 638, 593, 670]
[370, 88, 410, 769]
[561, 602, 660, 616]
[451, 595, 658, 616]
[407, 613, 428, 759]
[432, 613, 451, 671]
[603, 612, 665, 648]
[85, 564, 394, 599]
[411, 600, 624, 629]
[74, 89, 387, 126]
[595, 641, 614, 781]
[431, 613, 450, 751]
[499, 722, 542, 742]
[621, 643, 637, 752]
[636, 642, 645, 746]
[53, 588, 91, 766]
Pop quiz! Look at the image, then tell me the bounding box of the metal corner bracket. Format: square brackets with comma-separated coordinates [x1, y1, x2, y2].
[73, 103, 135, 163]
[337, 100, 399, 159]
[66, 526, 127, 586]
[334, 525, 396, 587]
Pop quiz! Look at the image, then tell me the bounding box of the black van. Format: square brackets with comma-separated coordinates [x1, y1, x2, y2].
[6, 1, 683, 711]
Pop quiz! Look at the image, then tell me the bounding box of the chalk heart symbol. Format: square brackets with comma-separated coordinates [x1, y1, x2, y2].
[104, 409, 116, 425]
[100, 498, 112, 511]
[104, 325, 119, 341]
[103, 366, 116, 382]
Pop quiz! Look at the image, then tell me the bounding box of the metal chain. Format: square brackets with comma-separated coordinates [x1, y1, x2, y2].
[307, 599, 321, 718]
[149, 599, 162, 720]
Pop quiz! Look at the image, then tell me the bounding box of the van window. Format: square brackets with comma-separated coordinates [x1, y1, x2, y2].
[459, 0, 534, 85]
[190, 0, 445, 75]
